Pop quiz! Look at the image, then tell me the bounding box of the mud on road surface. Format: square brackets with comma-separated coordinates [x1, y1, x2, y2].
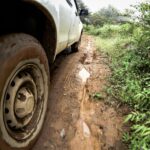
[33, 35, 128, 150]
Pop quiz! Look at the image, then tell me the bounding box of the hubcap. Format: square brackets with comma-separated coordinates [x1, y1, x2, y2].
[15, 87, 35, 119]
[4, 72, 37, 129]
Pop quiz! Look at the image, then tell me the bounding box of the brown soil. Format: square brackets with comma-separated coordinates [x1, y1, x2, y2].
[32, 34, 128, 150]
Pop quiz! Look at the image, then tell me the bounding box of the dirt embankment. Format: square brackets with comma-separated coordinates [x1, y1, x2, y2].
[33, 35, 128, 150]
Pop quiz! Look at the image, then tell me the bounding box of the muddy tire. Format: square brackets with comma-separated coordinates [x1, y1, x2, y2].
[0, 34, 49, 149]
[71, 34, 82, 52]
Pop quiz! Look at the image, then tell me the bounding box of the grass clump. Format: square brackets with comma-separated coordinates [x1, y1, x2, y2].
[90, 92, 104, 101]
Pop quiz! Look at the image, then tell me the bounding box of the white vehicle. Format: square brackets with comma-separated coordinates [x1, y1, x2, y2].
[0, 0, 88, 149]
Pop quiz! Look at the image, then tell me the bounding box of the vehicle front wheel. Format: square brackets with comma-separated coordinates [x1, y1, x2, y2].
[0, 34, 49, 149]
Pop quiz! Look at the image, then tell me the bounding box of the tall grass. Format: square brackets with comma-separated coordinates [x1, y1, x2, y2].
[84, 22, 150, 149]
[84, 23, 134, 38]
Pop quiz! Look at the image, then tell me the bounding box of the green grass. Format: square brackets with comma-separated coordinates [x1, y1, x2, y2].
[90, 92, 104, 101]
[84, 23, 134, 38]
[95, 36, 132, 58]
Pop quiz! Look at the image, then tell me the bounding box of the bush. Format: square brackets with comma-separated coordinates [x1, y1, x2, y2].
[84, 23, 134, 38]
[109, 3, 150, 149]
[85, 2, 150, 149]
[119, 23, 134, 36]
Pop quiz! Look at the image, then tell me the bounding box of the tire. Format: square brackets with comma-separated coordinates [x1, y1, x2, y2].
[0, 33, 49, 149]
[71, 34, 82, 52]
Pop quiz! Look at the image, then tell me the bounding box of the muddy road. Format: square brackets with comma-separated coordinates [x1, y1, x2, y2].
[32, 35, 128, 150]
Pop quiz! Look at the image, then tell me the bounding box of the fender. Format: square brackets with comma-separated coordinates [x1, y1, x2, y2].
[25, 0, 59, 59]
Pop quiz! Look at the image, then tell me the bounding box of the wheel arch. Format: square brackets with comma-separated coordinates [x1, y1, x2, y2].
[26, 0, 58, 65]
[0, 1, 58, 66]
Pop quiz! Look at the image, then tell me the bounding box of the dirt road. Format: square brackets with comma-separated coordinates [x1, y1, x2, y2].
[32, 35, 128, 150]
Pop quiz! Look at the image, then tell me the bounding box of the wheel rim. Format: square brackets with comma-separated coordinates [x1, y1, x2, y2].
[3, 63, 45, 141]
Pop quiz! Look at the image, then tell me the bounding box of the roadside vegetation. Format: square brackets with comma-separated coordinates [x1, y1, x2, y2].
[83, 2, 150, 150]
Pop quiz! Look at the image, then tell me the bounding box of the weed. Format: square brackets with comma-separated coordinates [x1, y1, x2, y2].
[90, 92, 103, 101]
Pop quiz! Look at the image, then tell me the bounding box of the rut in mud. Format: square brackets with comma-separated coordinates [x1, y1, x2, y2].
[33, 35, 128, 150]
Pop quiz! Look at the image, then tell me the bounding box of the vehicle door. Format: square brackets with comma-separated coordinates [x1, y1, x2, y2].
[57, 0, 74, 53]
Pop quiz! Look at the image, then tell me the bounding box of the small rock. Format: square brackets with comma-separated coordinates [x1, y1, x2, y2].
[81, 137, 84, 141]
[43, 141, 51, 148]
[79, 68, 90, 83]
[50, 144, 55, 150]
[60, 128, 66, 139]
[90, 110, 95, 115]
[82, 121, 91, 138]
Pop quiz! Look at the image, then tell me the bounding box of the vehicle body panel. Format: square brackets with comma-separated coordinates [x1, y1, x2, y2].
[29, 0, 83, 55]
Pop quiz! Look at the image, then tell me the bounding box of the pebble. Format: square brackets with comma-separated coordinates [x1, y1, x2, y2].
[43, 141, 51, 148]
[60, 128, 66, 139]
[82, 121, 91, 138]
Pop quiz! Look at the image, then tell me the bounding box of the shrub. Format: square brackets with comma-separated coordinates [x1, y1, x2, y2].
[85, 2, 150, 149]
